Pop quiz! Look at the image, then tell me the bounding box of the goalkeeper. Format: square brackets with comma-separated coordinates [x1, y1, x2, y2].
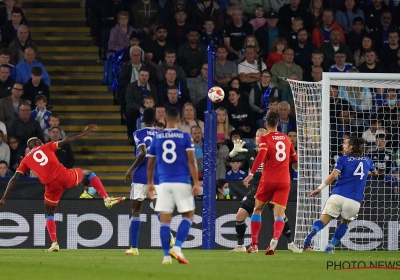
[228, 128, 302, 253]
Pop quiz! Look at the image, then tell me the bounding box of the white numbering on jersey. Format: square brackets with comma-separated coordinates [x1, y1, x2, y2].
[275, 141, 286, 162]
[33, 150, 48, 166]
[143, 136, 153, 152]
[353, 162, 364, 180]
[162, 140, 177, 164]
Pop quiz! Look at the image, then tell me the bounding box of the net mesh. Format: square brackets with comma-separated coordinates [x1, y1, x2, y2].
[289, 78, 400, 251]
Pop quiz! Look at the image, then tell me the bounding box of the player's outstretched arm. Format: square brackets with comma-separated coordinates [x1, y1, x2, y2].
[368, 170, 379, 176]
[186, 150, 201, 195]
[147, 156, 156, 200]
[125, 145, 146, 182]
[0, 172, 22, 208]
[243, 148, 267, 187]
[309, 170, 340, 197]
[57, 124, 97, 148]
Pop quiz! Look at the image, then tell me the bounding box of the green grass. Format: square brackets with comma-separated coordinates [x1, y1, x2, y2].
[0, 250, 398, 280]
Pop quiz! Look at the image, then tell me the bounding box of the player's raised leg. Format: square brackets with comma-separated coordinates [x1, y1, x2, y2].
[81, 169, 125, 208]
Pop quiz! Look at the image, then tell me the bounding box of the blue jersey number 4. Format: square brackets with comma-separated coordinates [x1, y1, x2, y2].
[353, 162, 364, 180]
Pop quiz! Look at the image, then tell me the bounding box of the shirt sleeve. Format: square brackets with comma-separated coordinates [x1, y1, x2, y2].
[185, 133, 194, 150]
[16, 158, 28, 174]
[369, 158, 376, 172]
[333, 156, 343, 173]
[134, 131, 144, 147]
[50, 142, 60, 151]
[148, 137, 156, 157]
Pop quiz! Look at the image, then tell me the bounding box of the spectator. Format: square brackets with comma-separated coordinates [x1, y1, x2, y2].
[0, 0, 26, 26]
[161, 0, 197, 28]
[335, 0, 364, 34]
[156, 49, 186, 86]
[1, 8, 26, 47]
[7, 102, 44, 144]
[0, 81, 24, 125]
[190, 125, 203, 159]
[368, 133, 394, 177]
[29, 94, 51, 131]
[353, 35, 375, 67]
[388, 48, 400, 72]
[329, 50, 354, 72]
[304, 0, 323, 33]
[370, 10, 398, 53]
[15, 47, 50, 86]
[288, 17, 304, 47]
[227, 88, 255, 138]
[379, 28, 400, 68]
[311, 8, 345, 48]
[346, 17, 368, 53]
[277, 101, 296, 135]
[8, 25, 41, 66]
[329, 85, 353, 123]
[226, 161, 247, 179]
[255, 11, 289, 60]
[158, 67, 189, 104]
[280, 73, 298, 114]
[266, 37, 287, 70]
[163, 85, 184, 113]
[310, 65, 323, 82]
[238, 35, 261, 63]
[143, 26, 175, 71]
[0, 64, 14, 99]
[293, 28, 317, 70]
[216, 107, 230, 146]
[167, 9, 195, 48]
[385, 167, 399, 196]
[189, 63, 209, 106]
[216, 180, 230, 199]
[108, 11, 136, 54]
[249, 69, 279, 126]
[223, 6, 254, 61]
[195, 0, 224, 34]
[320, 28, 353, 71]
[364, 0, 390, 33]
[249, 4, 267, 32]
[125, 67, 158, 144]
[223, 2, 236, 26]
[8, 135, 23, 172]
[377, 89, 399, 127]
[199, 18, 222, 48]
[240, 1, 270, 21]
[0, 48, 16, 80]
[269, 0, 289, 13]
[270, 48, 302, 90]
[303, 50, 324, 81]
[362, 118, 385, 145]
[238, 45, 266, 94]
[357, 48, 387, 73]
[0, 130, 9, 165]
[177, 29, 207, 78]
[48, 126, 75, 168]
[279, 0, 307, 33]
[136, 96, 156, 130]
[214, 45, 238, 89]
[0, 160, 12, 178]
[22, 66, 50, 110]
[131, 0, 161, 35]
[178, 102, 205, 133]
[43, 113, 66, 142]
[155, 105, 166, 124]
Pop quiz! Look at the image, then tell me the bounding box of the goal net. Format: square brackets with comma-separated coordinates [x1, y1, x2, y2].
[288, 73, 400, 251]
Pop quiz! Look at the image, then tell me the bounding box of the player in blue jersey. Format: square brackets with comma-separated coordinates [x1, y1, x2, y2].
[147, 107, 201, 265]
[124, 108, 167, 255]
[304, 136, 378, 253]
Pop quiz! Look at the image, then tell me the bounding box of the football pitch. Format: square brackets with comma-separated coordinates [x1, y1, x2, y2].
[0, 250, 399, 280]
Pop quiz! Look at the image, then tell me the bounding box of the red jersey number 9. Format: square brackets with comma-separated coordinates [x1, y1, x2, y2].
[275, 141, 287, 162]
[33, 150, 49, 166]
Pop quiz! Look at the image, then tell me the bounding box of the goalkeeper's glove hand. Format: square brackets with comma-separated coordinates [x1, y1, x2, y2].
[229, 140, 248, 157]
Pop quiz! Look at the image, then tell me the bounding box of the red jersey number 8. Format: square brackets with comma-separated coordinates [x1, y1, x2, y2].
[33, 150, 49, 166]
[275, 141, 286, 162]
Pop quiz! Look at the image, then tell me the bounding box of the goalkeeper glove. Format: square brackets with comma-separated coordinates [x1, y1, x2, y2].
[229, 140, 248, 157]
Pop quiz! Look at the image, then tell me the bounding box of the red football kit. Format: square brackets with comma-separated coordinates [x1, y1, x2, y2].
[249, 131, 297, 207]
[16, 142, 83, 206]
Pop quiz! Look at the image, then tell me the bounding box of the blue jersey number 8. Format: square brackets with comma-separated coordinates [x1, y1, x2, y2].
[162, 140, 177, 163]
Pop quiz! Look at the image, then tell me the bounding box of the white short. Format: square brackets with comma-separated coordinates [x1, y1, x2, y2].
[154, 183, 195, 214]
[322, 194, 360, 220]
[130, 183, 159, 201]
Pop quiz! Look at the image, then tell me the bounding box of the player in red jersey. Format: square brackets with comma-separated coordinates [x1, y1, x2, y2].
[242, 111, 298, 255]
[0, 124, 126, 252]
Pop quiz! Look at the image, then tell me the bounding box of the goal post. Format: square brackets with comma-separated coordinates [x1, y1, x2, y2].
[288, 73, 400, 251]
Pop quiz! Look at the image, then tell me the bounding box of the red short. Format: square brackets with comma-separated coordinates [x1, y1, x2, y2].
[255, 180, 290, 208]
[44, 168, 83, 206]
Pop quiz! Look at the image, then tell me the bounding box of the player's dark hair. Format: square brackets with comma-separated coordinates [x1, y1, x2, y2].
[265, 110, 279, 127]
[347, 136, 365, 157]
[142, 108, 156, 125]
[166, 107, 180, 121]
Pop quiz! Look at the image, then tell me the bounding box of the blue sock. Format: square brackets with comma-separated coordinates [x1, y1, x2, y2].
[130, 217, 141, 248]
[330, 223, 348, 246]
[174, 218, 192, 248]
[160, 223, 171, 256]
[307, 220, 324, 240]
[157, 213, 161, 222]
